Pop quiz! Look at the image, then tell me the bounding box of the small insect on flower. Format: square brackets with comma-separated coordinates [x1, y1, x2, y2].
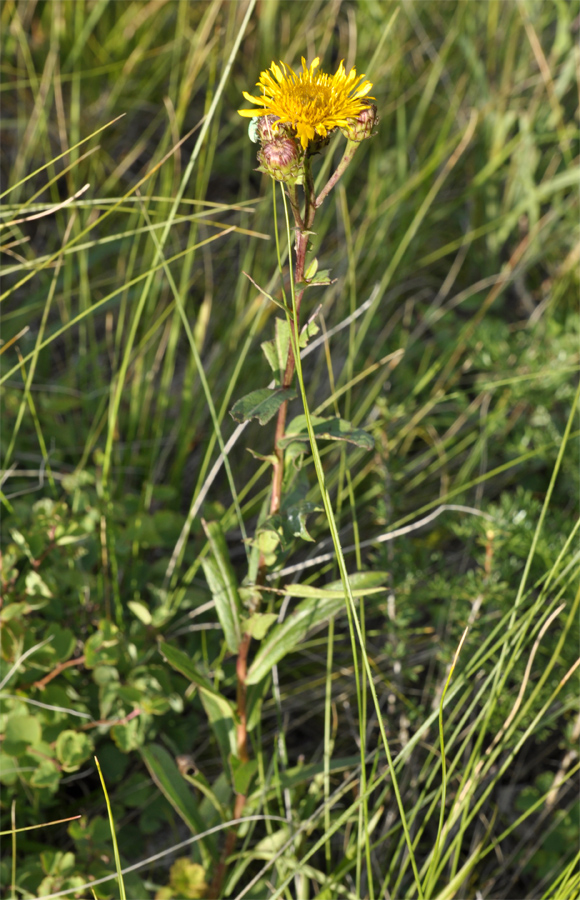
[239, 57, 374, 150]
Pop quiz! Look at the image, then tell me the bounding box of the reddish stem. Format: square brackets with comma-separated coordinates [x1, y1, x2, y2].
[212, 153, 325, 898]
[32, 654, 86, 690]
[315, 140, 360, 209]
[268, 165, 314, 517]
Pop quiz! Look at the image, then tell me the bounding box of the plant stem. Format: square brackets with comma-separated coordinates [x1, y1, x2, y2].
[235, 633, 251, 762]
[268, 166, 314, 517]
[315, 140, 360, 209]
[218, 144, 361, 899]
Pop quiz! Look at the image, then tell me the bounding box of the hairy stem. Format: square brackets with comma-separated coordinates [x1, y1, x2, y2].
[315, 139, 360, 209]
[216, 146, 359, 898]
[269, 168, 313, 517]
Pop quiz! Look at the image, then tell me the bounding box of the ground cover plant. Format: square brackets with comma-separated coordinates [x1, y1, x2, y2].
[1, 1, 579, 898]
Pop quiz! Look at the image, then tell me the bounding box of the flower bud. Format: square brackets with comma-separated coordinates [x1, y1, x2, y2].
[257, 137, 303, 182]
[340, 104, 378, 142]
[256, 115, 282, 143]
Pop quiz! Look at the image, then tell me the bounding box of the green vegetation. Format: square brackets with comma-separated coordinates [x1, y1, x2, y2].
[1, 1, 578, 898]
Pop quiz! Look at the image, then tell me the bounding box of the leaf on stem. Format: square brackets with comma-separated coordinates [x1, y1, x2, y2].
[279, 414, 374, 451]
[230, 386, 297, 425]
[246, 570, 388, 685]
[201, 521, 243, 654]
[275, 570, 389, 599]
[229, 755, 259, 795]
[240, 612, 279, 640]
[297, 268, 335, 288]
[141, 744, 217, 860]
[261, 318, 292, 381]
[242, 271, 290, 314]
[246, 594, 345, 685]
[159, 642, 238, 761]
[262, 318, 320, 382]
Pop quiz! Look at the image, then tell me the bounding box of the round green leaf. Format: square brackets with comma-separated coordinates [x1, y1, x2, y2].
[3, 715, 42, 756]
[55, 730, 93, 772]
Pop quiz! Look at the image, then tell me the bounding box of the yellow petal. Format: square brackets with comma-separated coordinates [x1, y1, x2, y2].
[271, 61, 283, 83]
[242, 91, 269, 106]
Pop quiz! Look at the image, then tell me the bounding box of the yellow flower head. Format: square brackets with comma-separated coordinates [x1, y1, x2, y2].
[239, 57, 373, 150]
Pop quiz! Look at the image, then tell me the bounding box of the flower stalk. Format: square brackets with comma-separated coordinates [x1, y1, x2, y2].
[208, 56, 378, 899]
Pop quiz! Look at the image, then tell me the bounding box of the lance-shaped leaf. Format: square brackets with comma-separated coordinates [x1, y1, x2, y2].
[159, 641, 213, 690]
[247, 571, 389, 685]
[261, 317, 320, 383]
[278, 415, 374, 451]
[198, 689, 238, 761]
[160, 642, 238, 760]
[246, 594, 345, 685]
[201, 520, 242, 654]
[141, 744, 217, 860]
[274, 570, 389, 599]
[261, 318, 291, 382]
[230, 387, 296, 426]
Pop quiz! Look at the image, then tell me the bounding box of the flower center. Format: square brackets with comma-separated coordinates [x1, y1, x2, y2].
[295, 84, 331, 113]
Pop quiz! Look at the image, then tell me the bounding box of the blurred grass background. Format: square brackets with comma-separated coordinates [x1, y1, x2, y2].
[1, 1, 579, 898]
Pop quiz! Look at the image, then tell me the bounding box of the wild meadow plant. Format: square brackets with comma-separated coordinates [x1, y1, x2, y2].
[1, 3, 579, 899]
[158, 55, 397, 899]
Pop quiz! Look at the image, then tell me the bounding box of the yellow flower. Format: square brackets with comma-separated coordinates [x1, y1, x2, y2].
[239, 57, 373, 150]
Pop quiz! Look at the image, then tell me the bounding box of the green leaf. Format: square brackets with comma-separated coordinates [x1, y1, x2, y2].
[279, 415, 374, 451]
[230, 386, 296, 426]
[261, 318, 319, 382]
[246, 594, 346, 686]
[55, 730, 93, 772]
[256, 490, 320, 555]
[257, 505, 317, 554]
[246, 674, 271, 733]
[307, 268, 334, 285]
[201, 521, 242, 655]
[240, 612, 278, 640]
[141, 744, 217, 860]
[0, 752, 20, 784]
[30, 759, 60, 791]
[24, 570, 52, 598]
[304, 256, 319, 280]
[283, 499, 319, 542]
[261, 318, 291, 381]
[3, 715, 42, 756]
[230, 756, 259, 795]
[159, 642, 237, 760]
[159, 642, 213, 690]
[127, 600, 152, 625]
[0, 602, 31, 622]
[111, 715, 145, 752]
[40, 623, 76, 664]
[9, 528, 33, 562]
[246, 572, 389, 686]
[85, 620, 120, 668]
[197, 689, 237, 761]
[299, 318, 320, 348]
[281, 570, 390, 599]
[254, 529, 280, 567]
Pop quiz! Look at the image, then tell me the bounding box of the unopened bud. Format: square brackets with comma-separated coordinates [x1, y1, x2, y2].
[256, 115, 282, 142]
[258, 137, 303, 182]
[340, 104, 378, 142]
